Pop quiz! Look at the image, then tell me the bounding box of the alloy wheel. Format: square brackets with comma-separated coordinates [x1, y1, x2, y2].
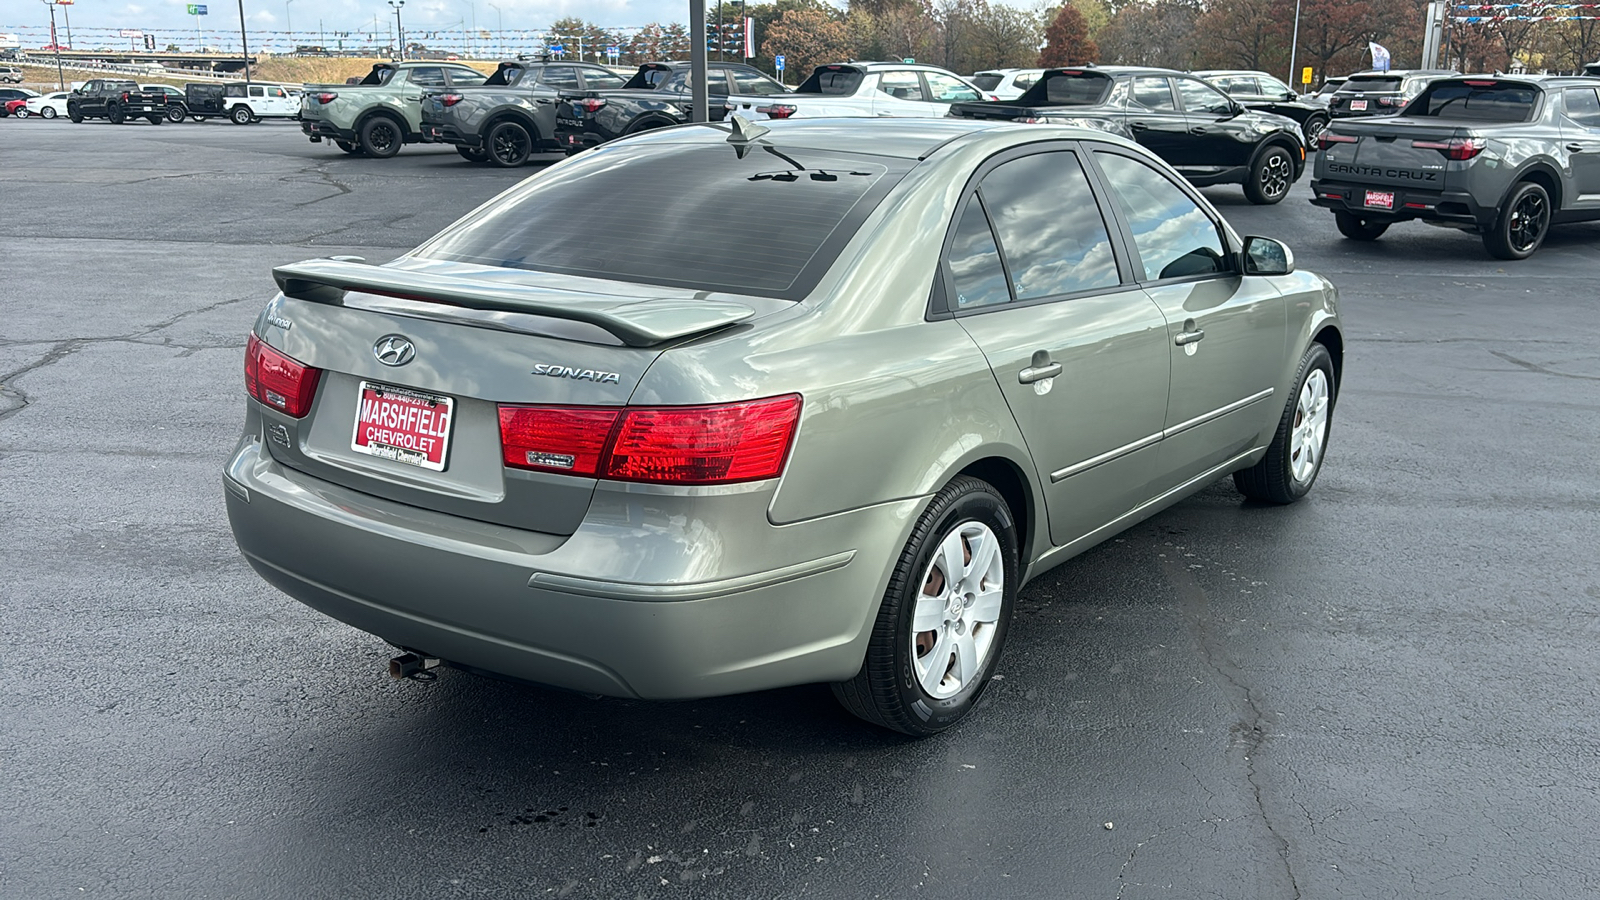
[1508, 190, 1548, 254]
[910, 521, 1005, 699]
[1291, 369, 1330, 484]
[1260, 153, 1292, 200]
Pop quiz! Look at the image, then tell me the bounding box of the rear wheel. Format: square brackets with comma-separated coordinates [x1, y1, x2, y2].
[832, 475, 1018, 736]
[107, 104, 124, 125]
[358, 116, 403, 158]
[1235, 343, 1335, 504]
[1334, 210, 1389, 241]
[485, 120, 533, 167]
[456, 145, 489, 163]
[1483, 181, 1551, 260]
[166, 105, 186, 123]
[13, 108, 26, 118]
[1244, 145, 1294, 204]
[230, 106, 253, 125]
[1302, 115, 1328, 149]
[41, 106, 56, 119]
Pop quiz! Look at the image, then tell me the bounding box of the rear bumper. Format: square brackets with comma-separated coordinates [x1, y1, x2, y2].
[421, 121, 477, 148]
[224, 433, 918, 700]
[1309, 178, 1490, 227]
[301, 118, 355, 142]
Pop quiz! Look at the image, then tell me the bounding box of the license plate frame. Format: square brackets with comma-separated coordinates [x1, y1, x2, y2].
[1364, 189, 1395, 210]
[350, 381, 455, 471]
[1351, 99, 1369, 111]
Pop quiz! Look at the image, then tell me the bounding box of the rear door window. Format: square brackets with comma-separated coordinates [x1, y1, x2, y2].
[925, 72, 981, 103]
[1094, 151, 1229, 282]
[1565, 87, 1600, 127]
[946, 198, 1012, 310]
[878, 70, 925, 102]
[797, 66, 864, 95]
[582, 69, 627, 90]
[408, 67, 447, 87]
[540, 66, 581, 88]
[1036, 72, 1112, 105]
[971, 74, 1003, 91]
[1175, 78, 1233, 115]
[729, 68, 786, 95]
[1128, 77, 1176, 111]
[415, 144, 909, 300]
[980, 152, 1121, 300]
[446, 68, 487, 87]
[1411, 81, 1539, 122]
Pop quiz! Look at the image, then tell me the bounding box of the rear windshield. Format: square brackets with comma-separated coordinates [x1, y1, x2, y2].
[1409, 81, 1539, 122]
[623, 65, 670, 89]
[415, 142, 910, 299]
[1019, 71, 1112, 106]
[487, 65, 521, 86]
[360, 66, 395, 86]
[971, 74, 1004, 91]
[1340, 76, 1401, 92]
[797, 66, 864, 95]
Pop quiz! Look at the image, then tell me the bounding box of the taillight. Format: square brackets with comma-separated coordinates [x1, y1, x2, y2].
[1411, 137, 1485, 160]
[498, 395, 802, 485]
[121, 92, 130, 101]
[1318, 132, 1357, 150]
[440, 93, 463, 107]
[574, 97, 606, 113]
[314, 92, 337, 104]
[1377, 97, 1395, 107]
[245, 333, 321, 418]
[759, 103, 796, 119]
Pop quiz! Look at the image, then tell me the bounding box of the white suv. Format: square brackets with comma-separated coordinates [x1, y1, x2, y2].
[0, 66, 23, 85]
[224, 83, 300, 124]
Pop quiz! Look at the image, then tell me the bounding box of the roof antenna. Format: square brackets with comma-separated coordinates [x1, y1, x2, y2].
[726, 113, 770, 145]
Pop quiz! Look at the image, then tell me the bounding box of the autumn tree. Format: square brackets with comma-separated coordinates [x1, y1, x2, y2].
[762, 7, 858, 82]
[1038, 4, 1098, 66]
[968, 4, 1044, 69]
[1096, 0, 1200, 68]
[1193, 0, 1290, 71]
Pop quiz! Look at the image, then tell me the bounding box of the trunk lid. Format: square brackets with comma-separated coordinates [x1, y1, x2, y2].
[256, 259, 764, 535]
[1319, 117, 1480, 188]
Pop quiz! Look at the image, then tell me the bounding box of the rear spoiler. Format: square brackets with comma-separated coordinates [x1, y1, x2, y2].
[272, 258, 755, 348]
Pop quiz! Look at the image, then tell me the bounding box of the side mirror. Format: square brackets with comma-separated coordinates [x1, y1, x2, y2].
[1242, 236, 1294, 276]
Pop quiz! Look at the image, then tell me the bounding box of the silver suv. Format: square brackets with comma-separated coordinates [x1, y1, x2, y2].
[0, 67, 24, 85]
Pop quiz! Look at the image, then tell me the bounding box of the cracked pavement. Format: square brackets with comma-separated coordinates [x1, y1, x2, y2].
[3, 122, 1599, 899]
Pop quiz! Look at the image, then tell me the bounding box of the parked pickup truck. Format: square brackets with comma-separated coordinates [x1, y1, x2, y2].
[421, 60, 625, 166]
[1311, 75, 1600, 259]
[555, 60, 783, 151]
[749, 61, 992, 120]
[66, 79, 169, 124]
[300, 61, 488, 157]
[948, 66, 1306, 204]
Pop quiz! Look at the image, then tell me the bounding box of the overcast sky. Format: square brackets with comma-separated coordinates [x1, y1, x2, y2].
[0, 0, 781, 41]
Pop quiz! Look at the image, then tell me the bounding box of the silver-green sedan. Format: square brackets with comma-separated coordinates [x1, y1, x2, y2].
[225, 117, 1342, 735]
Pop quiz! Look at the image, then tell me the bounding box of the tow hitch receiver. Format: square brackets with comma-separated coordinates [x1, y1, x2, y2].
[308, 135, 322, 143]
[389, 652, 442, 681]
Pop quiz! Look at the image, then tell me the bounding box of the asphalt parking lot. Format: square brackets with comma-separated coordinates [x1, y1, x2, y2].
[3, 118, 1598, 899]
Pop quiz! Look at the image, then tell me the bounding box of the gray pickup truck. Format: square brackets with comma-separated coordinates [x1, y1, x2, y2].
[1310, 75, 1600, 259]
[420, 60, 625, 166]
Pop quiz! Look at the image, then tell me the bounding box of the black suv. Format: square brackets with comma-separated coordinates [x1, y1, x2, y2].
[1192, 68, 1330, 146]
[948, 66, 1307, 204]
[1329, 69, 1457, 119]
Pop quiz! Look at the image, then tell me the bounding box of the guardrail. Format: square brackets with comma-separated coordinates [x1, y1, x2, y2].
[16, 54, 240, 81]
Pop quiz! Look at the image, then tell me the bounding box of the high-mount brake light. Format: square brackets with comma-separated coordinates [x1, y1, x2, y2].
[1411, 137, 1486, 160]
[761, 103, 797, 119]
[498, 395, 802, 485]
[1318, 132, 1357, 150]
[440, 93, 463, 107]
[314, 92, 338, 104]
[574, 97, 606, 113]
[1464, 79, 1497, 86]
[245, 333, 321, 418]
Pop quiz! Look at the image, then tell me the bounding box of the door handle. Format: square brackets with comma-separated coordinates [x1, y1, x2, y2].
[1129, 121, 1149, 131]
[1190, 127, 1208, 134]
[1568, 142, 1589, 152]
[1018, 362, 1062, 384]
[1174, 329, 1205, 346]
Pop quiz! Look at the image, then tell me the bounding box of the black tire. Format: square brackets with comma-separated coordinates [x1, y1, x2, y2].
[1234, 342, 1335, 504]
[485, 119, 533, 167]
[147, 114, 163, 125]
[166, 105, 186, 123]
[1483, 181, 1551, 260]
[1334, 210, 1389, 241]
[358, 115, 403, 158]
[191, 115, 209, 122]
[832, 475, 1019, 737]
[41, 106, 57, 119]
[229, 106, 253, 125]
[456, 145, 489, 163]
[67, 105, 82, 123]
[1244, 145, 1294, 204]
[1302, 115, 1328, 149]
[335, 139, 362, 155]
[107, 104, 124, 125]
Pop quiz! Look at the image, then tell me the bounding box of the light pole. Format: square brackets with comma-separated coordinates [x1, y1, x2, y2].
[1287, 0, 1303, 91]
[488, 2, 502, 58]
[41, 0, 64, 90]
[285, 0, 293, 52]
[388, 0, 405, 61]
[466, 0, 475, 58]
[237, 0, 253, 81]
[57, 0, 73, 50]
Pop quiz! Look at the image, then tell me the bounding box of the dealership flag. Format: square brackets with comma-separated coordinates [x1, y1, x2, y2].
[1369, 41, 1392, 71]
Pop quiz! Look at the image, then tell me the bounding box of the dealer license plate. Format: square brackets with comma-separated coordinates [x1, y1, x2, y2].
[350, 381, 454, 471]
[1364, 190, 1395, 210]
[1351, 99, 1368, 111]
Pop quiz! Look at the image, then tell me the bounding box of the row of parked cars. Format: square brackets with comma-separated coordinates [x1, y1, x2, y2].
[0, 79, 302, 123]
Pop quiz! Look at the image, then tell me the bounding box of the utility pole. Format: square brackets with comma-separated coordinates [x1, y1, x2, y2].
[42, 0, 64, 89]
[691, 0, 707, 122]
[1287, 0, 1302, 90]
[59, 0, 73, 50]
[388, 0, 405, 61]
[715, 0, 723, 61]
[236, 0, 252, 81]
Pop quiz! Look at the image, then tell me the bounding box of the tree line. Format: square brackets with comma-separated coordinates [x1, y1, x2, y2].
[546, 1, 1600, 87]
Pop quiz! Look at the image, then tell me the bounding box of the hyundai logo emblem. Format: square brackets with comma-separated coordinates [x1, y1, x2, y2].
[373, 335, 416, 367]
